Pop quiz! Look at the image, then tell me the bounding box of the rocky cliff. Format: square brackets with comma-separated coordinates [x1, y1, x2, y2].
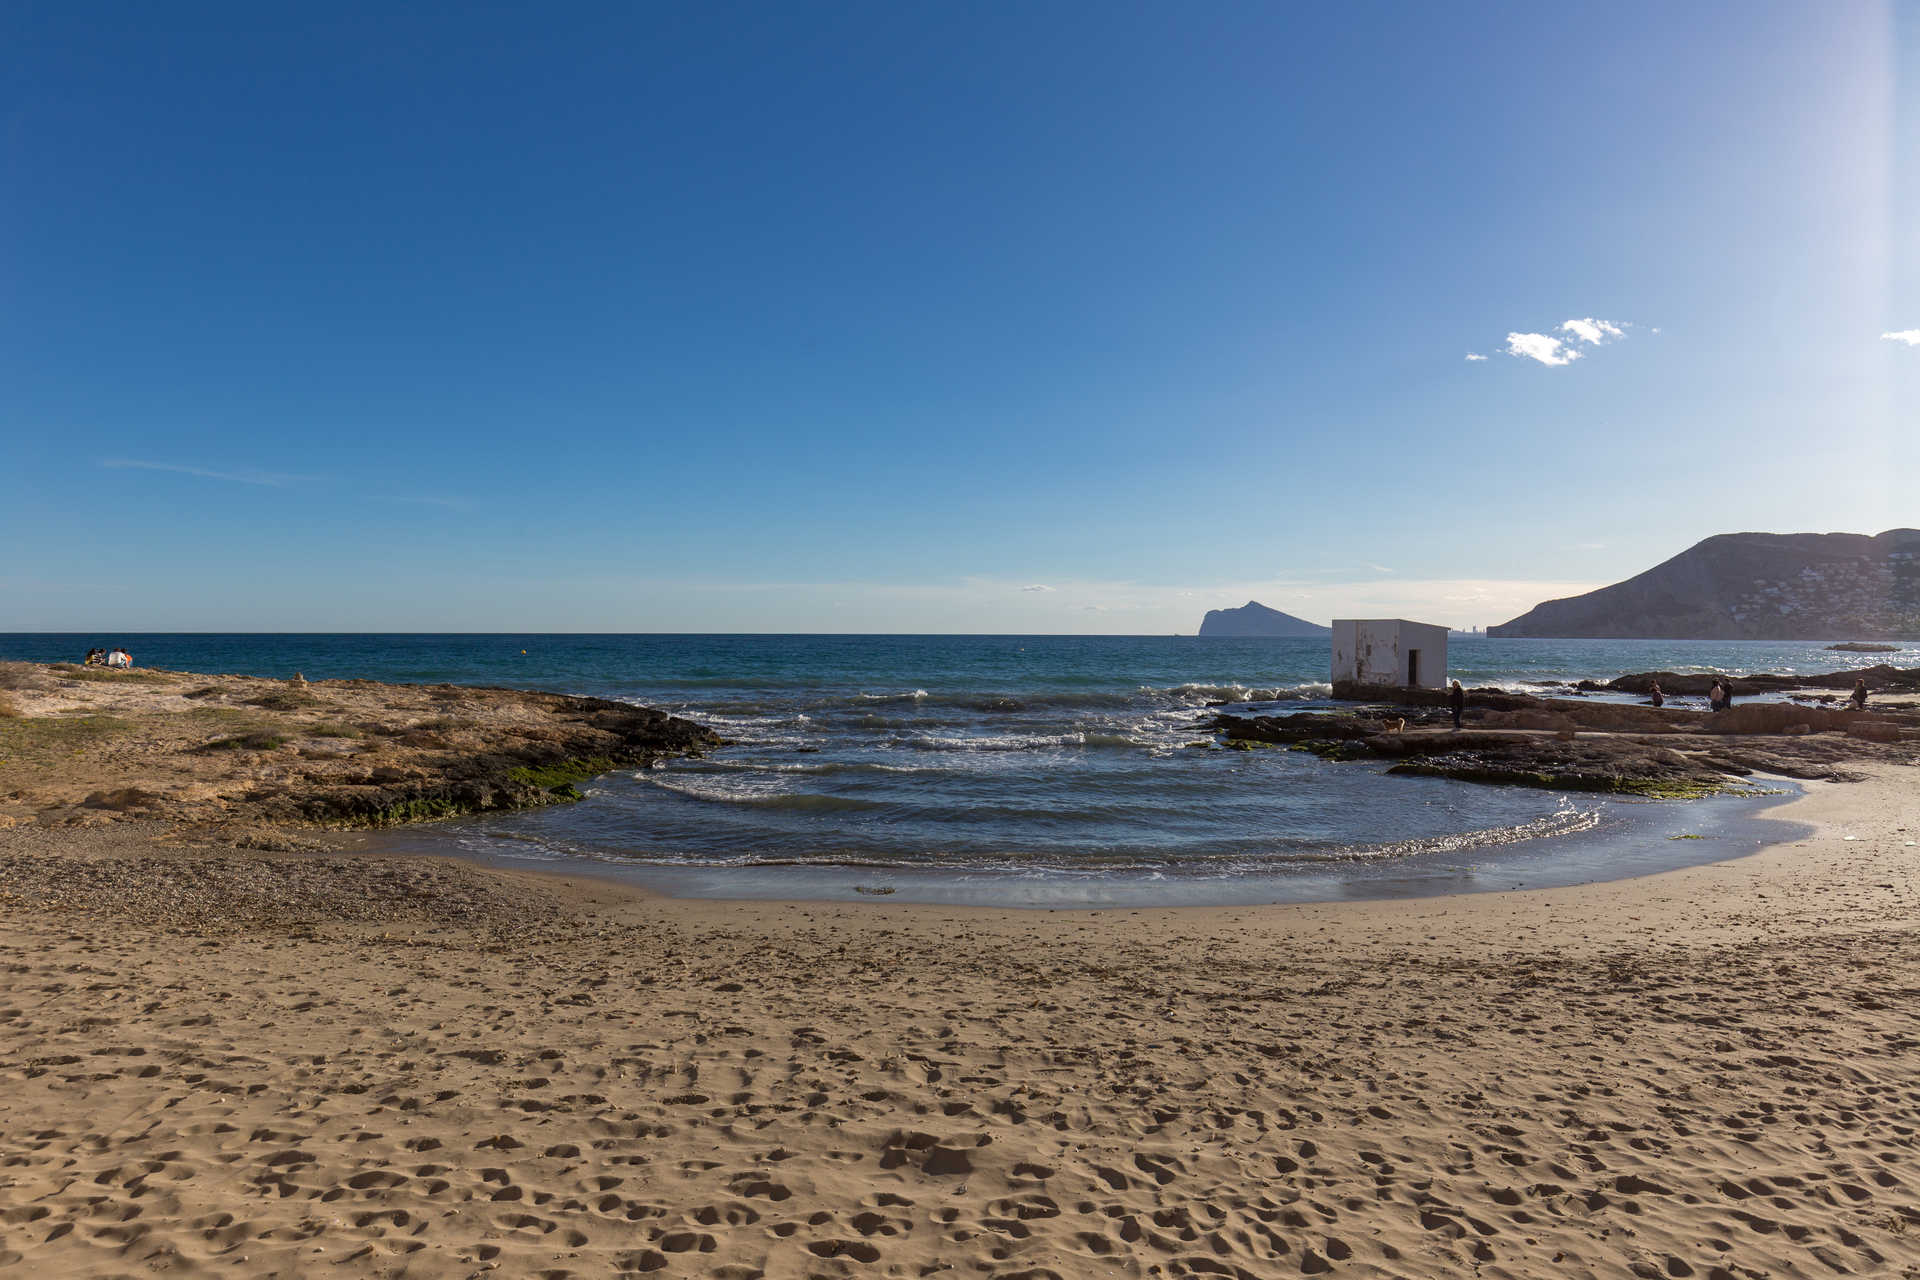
[1491, 529, 1920, 639]
[1198, 601, 1331, 638]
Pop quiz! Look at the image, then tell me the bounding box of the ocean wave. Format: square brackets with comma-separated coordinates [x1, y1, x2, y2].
[1165, 682, 1332, 704]
[852, 690, 1138, 712]
[1274, 801, 1602, 863]
[898, 731, 1141, 752]
[700, 757, 931, 777]
[639, 774, 885, 812]
[682, 681, 1336, 724]
[545, 801, 1603, 874]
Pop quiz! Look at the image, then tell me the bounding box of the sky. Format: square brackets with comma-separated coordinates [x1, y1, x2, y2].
[2, 1, 1914, 633]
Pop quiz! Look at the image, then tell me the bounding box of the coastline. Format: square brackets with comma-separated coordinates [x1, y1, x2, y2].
[5, 766, 1918, 1277]
[369, 776, 1812, 909]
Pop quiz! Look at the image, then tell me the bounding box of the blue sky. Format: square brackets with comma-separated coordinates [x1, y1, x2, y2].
[3, 1, 1914, 632]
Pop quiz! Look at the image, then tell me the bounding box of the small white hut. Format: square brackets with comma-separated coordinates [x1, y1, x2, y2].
[1331, 619, 1449, 690]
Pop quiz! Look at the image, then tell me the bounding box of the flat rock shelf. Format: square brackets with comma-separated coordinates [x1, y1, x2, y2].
[0, 661, 719, 846]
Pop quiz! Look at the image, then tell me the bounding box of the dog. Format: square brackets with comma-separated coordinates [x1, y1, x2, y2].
[1388, 718, 1406, 734]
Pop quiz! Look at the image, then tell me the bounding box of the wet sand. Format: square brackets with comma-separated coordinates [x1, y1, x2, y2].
[3, 767, 1919, 1278]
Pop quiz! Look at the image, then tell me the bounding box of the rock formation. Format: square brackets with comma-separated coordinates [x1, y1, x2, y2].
[0, 662, 720, 839]
[1197, 601, 1330, 638]
[1491, 529, 1920, 639]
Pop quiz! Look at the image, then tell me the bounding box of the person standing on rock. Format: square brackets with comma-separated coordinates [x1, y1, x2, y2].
[1851, 678, 1869, 711]
[1448, 680, 1465, 731]
[1721, 678, 1735, 709]
[1708, 680, 1725, 712]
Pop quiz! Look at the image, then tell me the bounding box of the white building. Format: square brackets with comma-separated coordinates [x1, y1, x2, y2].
[1331, 619, 1449, 690]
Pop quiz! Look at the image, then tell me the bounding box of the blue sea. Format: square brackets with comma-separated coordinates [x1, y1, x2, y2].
[7, 633, 1900, 906]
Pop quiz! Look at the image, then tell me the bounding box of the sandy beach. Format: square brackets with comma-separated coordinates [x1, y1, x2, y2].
[4, 764, 1918, 1278]
[12, 4, 1915, 1273]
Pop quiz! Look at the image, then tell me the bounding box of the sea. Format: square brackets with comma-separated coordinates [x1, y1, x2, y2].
[7, 634, 1906, 907]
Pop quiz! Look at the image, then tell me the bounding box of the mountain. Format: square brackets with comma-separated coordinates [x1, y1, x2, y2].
[1197, 601, 1331, 638]
[1490, 529, 1920, 639]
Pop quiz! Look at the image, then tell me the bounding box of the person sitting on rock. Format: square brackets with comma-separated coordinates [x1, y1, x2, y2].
[1850, 678, 1869, 711]
[1648, 682, 1664, 708]
[84, 648, 105, 666]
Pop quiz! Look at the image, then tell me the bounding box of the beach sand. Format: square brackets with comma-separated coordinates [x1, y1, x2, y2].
[3, 768, 1918, 1278]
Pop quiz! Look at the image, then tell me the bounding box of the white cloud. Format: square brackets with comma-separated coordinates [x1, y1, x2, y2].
[1505, 332, 1581, 366]
[101, 457, 302, 486]
[1483, 316, 1636, 367]
[1560, 317, 1624, 345]
[1020, 584, 1053, 592]
[1882, 329, 1920, 347]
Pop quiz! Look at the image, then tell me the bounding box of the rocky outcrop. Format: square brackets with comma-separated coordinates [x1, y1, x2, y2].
[1214, 684, 1917, 793]
[0, 664, 722, 838]
[1603, 665, 1920, 696]
[1491, 529, 1920, 639]
[1198, 601, 1330, 638]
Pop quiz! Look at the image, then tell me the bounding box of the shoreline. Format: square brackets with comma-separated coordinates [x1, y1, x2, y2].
[373, 764, 1889, 944]
[6, 767, 1920, 1276]
[362, 774, 1814, 910]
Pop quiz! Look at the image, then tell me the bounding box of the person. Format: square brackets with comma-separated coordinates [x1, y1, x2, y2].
[1448, 679, 1465, 731]
[1648, 681, 1664, 708]
[1851, 678, 1869, 711]
[84, 647, 105, 666]
[1707, 680, 1725, 712]
[106, 648, 131, 669]
[1721, 678, 1735, 709]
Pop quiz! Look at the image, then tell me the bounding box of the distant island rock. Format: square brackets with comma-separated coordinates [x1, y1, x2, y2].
[1198, 601, 1331, 638]
[1828, 642, 1900, 653]
[1490, 529, 1920, 640]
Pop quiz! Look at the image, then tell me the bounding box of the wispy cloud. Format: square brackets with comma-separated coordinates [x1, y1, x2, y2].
[1560, 317, 1623, 345]
[1021, 584, 1053, 592]
[559, 574, 1605, 633]
[102, 457, 303, 487]
[1882, 329, 1920, 347]
[1506, 332, 1580, 366]
[1492, 316, 1633, 368]
[1464, 352, 1488, 361]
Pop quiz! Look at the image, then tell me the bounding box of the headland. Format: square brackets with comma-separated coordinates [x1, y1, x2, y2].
[0, 661, 717, 845]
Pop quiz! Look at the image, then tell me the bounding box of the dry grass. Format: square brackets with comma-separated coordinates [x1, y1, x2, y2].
[50, 664, 176, 684]
[244, 689, 321, 711]
[0, 714, 139, 762]
[0, 693, 19, 719]
[0, 663, 52, 692]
